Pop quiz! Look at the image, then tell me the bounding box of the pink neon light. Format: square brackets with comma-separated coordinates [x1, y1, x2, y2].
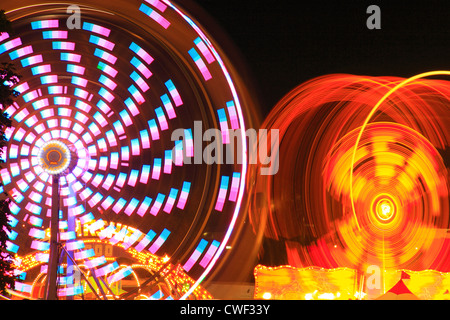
[13, 45, 33, 59]
[54, 96, 70, 105]
[145, 0, 167, 12]
[137, 200, 151, 217]
[5, 105, 17, 117]
[33, 64, 52, 74]
[124, 201, 138, 216]
[151, 162, 161, 180]
[163, 155, 172, 174]
[0, 33, 9, 42]
[98, 157, 108, 171]
[33, 99, 48, 110]
[68, 64, 85, 75]
[95, 37, 115, 50]
[41, 75, 57, 84]
[15, 109, 29, 123]
[93, 112, 107, 127]
[134, 235, 151, 251]
[149, 120, 160, 140]
[141, 132, 150, 149]
[215, 188, 227, 212]
[135, 62, 152, 79]
[112, 200, 125, 214]
[177, 190, 189, 209]
[126, 99, 140, 116]
[148, 9, 170, 29]
[162, 99, 176, 119]
[121, 112, 133, 127]
[227, 104, 239, 130]
[75, 100, 91, 113]
[47, 119, 58, 129]
[156, 112, 168, 131]
[98, 50, 117, 64]
[14, 81, 29, 93]
[110, 153, 118, 169]
[102, 175, 114, 190]
[90, 24, 111, 37]
[87, 159, 97, 171]
[101, 64, 118, 77]
[191, 52, 212, 81]
[134, 76, 150, 92]
[228, 175, 240, 202]
[46, 30, 68, 39]
[127, 173, 137, 187]
[62, 53, 81, 62]
[174, 143, 183, 166]
[163, 196, 176, 214]
[122, 230, 143, 249]
[100, 76, 117, 90]
[38, 20, 59, 28]
[139, 167, 150, 184]
[60, 231, 76, 241]
[195, 39, 215, 64]
[84, 256, 107, 269]
[220, 120, 230, 144]
[74, 249, 94, 260]
[97, 139, 107, 152]
[72, 76, 88, 87]
[74, 88, 88, 99]
[57, 42, 75, 50]
[131, 141, 140, 156]
[23, 90, 39, 102]
[107, 133, 117, 147]
[150, 199, 163, 216]
[25, 54, 43, 66]
[136, 48, 154, 64]
[183, 249, 203, 272]
[130, 88, 145, 104]
[36, 254, 49, 263]
[96, 101, 110, 115]
[99, 88, 115, 102]
[2, 38, 22, 52]
[168, 88, 182, 107]
[9, 144, 18, 159]
[199, 242, 219, 268]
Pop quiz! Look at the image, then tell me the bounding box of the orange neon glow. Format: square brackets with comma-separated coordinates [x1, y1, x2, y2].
[249, 73, 450, 278]
[254, 265, 450, 300]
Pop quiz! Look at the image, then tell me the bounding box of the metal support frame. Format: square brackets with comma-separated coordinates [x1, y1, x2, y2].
[45, 175, 60, 300]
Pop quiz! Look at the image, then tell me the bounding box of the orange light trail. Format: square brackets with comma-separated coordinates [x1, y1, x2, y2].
[350, 71, 450, 231]
[249, 73, 450, 274]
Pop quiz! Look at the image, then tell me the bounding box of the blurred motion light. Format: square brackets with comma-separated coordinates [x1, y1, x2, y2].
[37, 140, 71, 175]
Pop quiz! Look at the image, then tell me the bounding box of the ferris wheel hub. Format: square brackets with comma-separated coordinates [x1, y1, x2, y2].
[38, 140, 72, 176]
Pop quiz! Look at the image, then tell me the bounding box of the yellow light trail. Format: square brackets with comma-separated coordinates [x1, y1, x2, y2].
[349, 70, 450, 231]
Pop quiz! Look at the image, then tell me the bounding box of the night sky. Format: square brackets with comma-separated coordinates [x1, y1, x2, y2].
[192, 0, 450, 116]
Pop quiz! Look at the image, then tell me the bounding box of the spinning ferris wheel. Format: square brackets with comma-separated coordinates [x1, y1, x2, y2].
[0, 0, 258, 300]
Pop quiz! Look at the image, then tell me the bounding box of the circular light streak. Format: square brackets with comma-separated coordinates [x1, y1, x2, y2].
[374, 196, 395, 222]
[249, 73, 450, 273]
[37, 140, 71, 175]
[0, 0, 259, 299]
[349, 71, 450, 231]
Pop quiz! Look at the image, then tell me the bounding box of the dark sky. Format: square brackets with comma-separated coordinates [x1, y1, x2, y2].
[192, 0, 450, 116]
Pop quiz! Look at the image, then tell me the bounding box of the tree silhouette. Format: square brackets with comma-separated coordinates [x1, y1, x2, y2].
[0, 9, 21, 296]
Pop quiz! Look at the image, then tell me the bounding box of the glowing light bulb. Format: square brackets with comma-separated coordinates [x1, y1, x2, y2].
[262, 292, 272, 299]
[375, 197, 395, 222]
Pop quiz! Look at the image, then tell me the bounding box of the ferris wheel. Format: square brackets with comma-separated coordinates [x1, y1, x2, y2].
[248, 74, 450, 275]
[0, 0, 257, 300]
